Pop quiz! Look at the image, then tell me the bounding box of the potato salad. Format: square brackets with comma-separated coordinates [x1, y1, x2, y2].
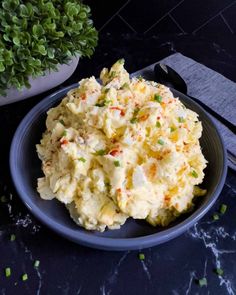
[36, 59, 207, 232]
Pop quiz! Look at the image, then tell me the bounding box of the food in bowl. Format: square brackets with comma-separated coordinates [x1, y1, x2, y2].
[36, 60, 207, 232]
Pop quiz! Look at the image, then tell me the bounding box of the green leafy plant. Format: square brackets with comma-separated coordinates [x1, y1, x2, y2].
[0, 0, 98, 95]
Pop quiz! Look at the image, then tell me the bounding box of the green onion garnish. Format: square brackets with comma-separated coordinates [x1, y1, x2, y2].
[170, 126, 176, 132]
[105, 181, 111, 188]
[133, 108, 140, 116]
[220, 204, 227, 214]
[22, 274, 28, 281]
[198, 278, 207, 287]
[215, 268, 223, 276]
[95, 100, 111, 107]
[109, 71, 116, 79]
[95, 149, 107, 156]
[154, 94, 162, 103]
[34, 260, 40, 268]
[62, 130, 67, 137]
[117, 58, 125, 64]
[156, 121, 161, 128]
[137, 75, 143, 80]
[95, 101, 106, 107]
[105, 100, 112, 106]
[78, 157, 86, 163]
[103, 88, 110, 93]
[213, 213, 219, 221]
[59, 119, 65, 125]
[191, 170, 198, 178]
[10, 234, 16, 241]
[0, 195, 7, 203]
[158, 139, 164, 145]
[114, 160, 120, 167]
[130, 118, 138, 124]
[139, 253, 145, 260]
[121, 82, 129, 89]
[5, 267, 11, 277]
[178, 117, 185, 123]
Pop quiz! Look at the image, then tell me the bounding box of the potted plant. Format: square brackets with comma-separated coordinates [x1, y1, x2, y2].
[0, 0, 98, 105]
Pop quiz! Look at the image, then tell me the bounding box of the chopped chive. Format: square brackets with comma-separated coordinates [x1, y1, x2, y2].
[220, 204, 227, 214]
[121, 82, 129, 89]
[109, 71, 116, 79]
[154, 94, 162, 103]
[10, 234, 16, 241]
[213, 213, 219, 221]
[157, 139, 164, 145]
[34, 260, 40, 268]
[96, 100, 111, 107]
[178, 117, 185, 123]
[62, 130, 67, 137]
[133, 108, 140, 116]
[139, 253, 145, 260]
[156, 121, 161, 128]
[59, 119, 65, 125]
[5, 267, 11, 277]
[95, 101, 105, 107]
[104, 100, 112, 106]
[117, 58, 125, 64]
[103, 88, 110, 93]
[170, 126, 176, 132]
[105, 181, 111, 188]
[114, 160, 120, 167]
[95, 149, 107, 156]
[191, 170, 198, 178]
[137, 75, 143, 80]
[22, 273, 28, 281]
[215, 268, 224, 276]
[130, 117, 138, 124]
[78, 157, 86, 163]
[0, 195, 7, 203]
[198, 278, 207, 287]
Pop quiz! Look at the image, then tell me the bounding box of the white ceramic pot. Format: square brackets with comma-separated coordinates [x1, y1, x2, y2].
[0, 55, 80, 106]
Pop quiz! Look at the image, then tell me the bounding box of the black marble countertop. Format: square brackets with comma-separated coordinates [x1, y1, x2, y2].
[0, 34, 236, 295]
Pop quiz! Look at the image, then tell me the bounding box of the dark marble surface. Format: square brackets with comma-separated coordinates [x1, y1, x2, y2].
[0, 33, 236, 295]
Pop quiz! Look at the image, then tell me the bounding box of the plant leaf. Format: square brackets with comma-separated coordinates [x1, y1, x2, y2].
[0, 63, 5, 72]
[13, 36, 20, 46]
[0, 0, 98, 95]
[32, 24, 44, 37]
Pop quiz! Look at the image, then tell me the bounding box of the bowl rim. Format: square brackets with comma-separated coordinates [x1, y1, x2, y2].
[9, 84, 227, 251]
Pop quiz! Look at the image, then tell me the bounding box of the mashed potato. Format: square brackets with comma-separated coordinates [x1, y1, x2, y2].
[36, 59, 207, 231]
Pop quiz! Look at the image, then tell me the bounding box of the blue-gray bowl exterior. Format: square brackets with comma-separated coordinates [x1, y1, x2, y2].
[10, 84, 227, 251]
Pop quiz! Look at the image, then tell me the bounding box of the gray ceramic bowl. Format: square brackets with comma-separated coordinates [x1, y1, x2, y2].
[10, 84, 227, 250]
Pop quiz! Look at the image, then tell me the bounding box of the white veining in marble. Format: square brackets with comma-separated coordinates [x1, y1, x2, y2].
[15, 213, 41, 233]
[6, 203, 13, 218]
[203, 259, 208, 277]
[19, 240, 42, 295]
[225, 182, 236, 195]
[101, 252, 129, 295]
[0, 187, 41, 234]
[15, 213, 33, 227]
[76, 286, 82, 294]
[107, 251, 129, 285]
[100, 284, 110, 295]
[188, 223, 236, 295]
[140, 260, 151, 281]
[186, 271, 196, 295]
